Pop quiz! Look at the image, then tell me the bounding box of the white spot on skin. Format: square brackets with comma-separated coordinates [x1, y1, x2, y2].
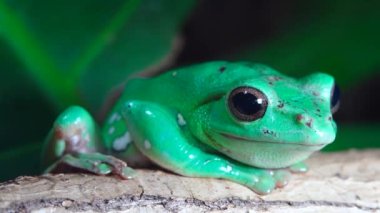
[177, 113, 186, 126]
[221, 165, 233, 173]
[108, 126, 115, 134]
[108, 113, 121, 124]
[112, 132, 132, 151]
[144, 140, 151, 149]
[172, 71, 177, 77]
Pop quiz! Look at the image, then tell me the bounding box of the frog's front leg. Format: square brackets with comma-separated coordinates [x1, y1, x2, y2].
[123, 101, 283, 194]
[42, 106, 133, 179]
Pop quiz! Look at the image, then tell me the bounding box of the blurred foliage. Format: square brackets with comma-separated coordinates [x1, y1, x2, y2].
[0, 0, 195, 180]
[0, 0, 194, 150]
[0, 0, 379, 181]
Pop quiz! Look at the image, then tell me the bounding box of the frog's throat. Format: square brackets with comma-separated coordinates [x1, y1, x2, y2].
[219, 132, 326, 147]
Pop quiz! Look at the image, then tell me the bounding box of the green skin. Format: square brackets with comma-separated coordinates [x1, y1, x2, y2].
[43, 61, 337, 194]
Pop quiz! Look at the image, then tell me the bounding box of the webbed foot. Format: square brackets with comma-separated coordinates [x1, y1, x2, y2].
[248, 162, 308, 193]
[45, 152, 135, 179]
[244, 169, 291, 194]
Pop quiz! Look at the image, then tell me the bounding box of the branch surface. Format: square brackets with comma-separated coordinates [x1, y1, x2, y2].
[1, 150, 379, 212]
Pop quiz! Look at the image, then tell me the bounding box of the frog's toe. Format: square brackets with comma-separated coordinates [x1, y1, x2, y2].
[120, 167, 136, 179]
[105, 156, 135, 179]
[95, 163, 112, 175]
[90, 153, 127, 170]
[94, 162, 135, 179]
[289, 161, 309, 173]
[272, 169, 291, 188]
[251, 174, 276, 195]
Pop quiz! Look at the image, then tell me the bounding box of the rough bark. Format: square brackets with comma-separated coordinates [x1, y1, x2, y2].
[0, 149, 379, 212]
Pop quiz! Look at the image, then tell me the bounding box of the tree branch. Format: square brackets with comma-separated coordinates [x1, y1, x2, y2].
[1, 150, 379, 212]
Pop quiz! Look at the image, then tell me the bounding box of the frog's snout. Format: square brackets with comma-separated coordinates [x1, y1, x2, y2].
[295, 113, 336, 144]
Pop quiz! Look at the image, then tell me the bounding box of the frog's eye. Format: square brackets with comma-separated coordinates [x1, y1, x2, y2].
[330, 84, 340, 114]
[228, 87, 268, 122]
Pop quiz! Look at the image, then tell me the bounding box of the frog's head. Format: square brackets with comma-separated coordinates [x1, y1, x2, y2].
[189, 63, 339, 169]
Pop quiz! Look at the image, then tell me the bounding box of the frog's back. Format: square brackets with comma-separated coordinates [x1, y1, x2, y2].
[123, 61, 284, 109]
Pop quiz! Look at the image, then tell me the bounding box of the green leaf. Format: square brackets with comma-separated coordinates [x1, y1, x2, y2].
[0, 40, 56, 150]
[0, 0, 195, 109]
[80, 0, 195, 109]
[0, 1, 79, 108]
[233, 0, 380, 87]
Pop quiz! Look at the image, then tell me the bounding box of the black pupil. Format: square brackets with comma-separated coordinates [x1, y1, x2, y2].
[232, 91, 263, 115]
[331, 84, 340, 108]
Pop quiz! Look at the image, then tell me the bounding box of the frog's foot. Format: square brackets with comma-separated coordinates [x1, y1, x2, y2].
[256, 164, 305, 191]
[46, 152, 135, 179]
[247, 162, 306, 193]
[244, 169, 291, 194]
[289, 161, 309, 173]
[248, 172, 277, 195]
[271, 169, 292, 188]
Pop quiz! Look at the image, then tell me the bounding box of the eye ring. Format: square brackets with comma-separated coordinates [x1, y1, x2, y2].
[228, 86, 268, 122]
[330, 84, 340, 114]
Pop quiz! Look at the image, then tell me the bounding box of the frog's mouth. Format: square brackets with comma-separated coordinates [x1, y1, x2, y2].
[204, 131, 326, 168]
[219, 132, 326, 147]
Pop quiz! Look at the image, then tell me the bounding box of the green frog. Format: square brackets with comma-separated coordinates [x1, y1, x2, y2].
[42, 61, 339, 194]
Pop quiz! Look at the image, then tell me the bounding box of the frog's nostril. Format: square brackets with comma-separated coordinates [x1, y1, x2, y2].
[296, 114, 304, 123]
[295, 114, 313, 128]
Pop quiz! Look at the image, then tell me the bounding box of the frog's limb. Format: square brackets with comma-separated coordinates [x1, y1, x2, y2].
[44, 152, 135, 179]
[101, 97, 152, 168]
[123, 101, 283, 194]
[42, 106, 133, 179]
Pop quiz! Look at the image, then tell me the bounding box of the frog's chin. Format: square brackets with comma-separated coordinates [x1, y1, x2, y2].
[206, 132, 327, 169]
